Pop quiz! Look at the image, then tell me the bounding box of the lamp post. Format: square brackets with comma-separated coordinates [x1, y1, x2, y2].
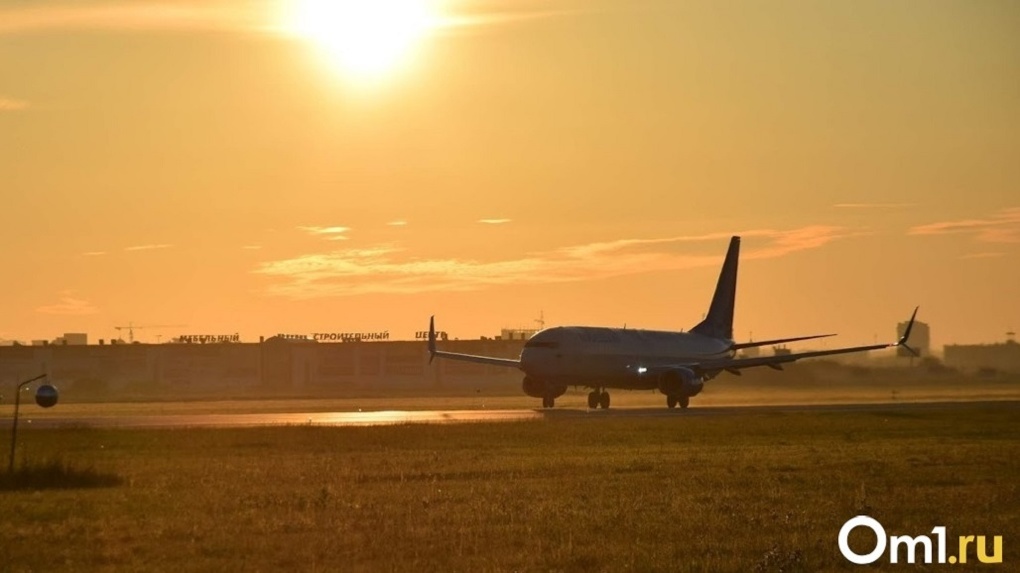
[8, 374, 58, 473]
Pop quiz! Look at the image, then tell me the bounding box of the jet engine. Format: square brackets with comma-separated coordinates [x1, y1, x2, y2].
[657, 368, 703, 397]
[522, 376, 566, 399]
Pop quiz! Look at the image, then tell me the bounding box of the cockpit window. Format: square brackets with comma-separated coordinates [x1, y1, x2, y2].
[525, 340, 560, 349]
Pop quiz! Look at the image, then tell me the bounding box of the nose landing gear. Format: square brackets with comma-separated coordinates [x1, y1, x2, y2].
[666, 395, 690, 409]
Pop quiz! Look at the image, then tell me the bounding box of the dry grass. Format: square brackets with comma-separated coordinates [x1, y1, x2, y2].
[0, 402, 1017, 572]
[0, 459, 122, 491]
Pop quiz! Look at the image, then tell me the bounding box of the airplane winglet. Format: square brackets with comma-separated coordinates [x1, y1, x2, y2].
[896, 306, 920, 356]
[428, 316, 437, 364]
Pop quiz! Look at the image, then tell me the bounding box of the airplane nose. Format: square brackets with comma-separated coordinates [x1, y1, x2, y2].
[521, 348, 551, 375]
[520, 348, 558, 377]
[519, 348, 535, 371]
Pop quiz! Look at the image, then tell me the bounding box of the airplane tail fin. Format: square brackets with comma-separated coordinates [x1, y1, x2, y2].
[690, 236, 739, 341]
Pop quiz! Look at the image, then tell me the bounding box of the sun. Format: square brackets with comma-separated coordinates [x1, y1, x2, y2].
[286, 0, 440, 81]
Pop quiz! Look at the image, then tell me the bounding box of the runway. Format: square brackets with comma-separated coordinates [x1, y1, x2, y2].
[19, 399, 1019, 430]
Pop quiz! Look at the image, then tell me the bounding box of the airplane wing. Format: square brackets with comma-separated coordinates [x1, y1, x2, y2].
[730, 333, 836, 351]
[427, 316, 522, 369]
[697, 307, 919, 376]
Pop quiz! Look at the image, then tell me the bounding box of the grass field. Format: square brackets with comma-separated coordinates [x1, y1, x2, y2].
[1, 402, 1016, 572]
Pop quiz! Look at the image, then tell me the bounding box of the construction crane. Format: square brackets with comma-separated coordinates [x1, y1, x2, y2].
[113, 323, 187, 343]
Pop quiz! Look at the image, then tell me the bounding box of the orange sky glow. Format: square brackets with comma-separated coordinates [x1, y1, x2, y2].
[1, 0, 1018, 348]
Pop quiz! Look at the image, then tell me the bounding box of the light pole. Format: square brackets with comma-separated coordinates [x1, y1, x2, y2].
[8, 374, 59, 473]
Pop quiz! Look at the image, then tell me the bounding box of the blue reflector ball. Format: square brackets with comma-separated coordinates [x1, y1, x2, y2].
[35, 384, 58, 408]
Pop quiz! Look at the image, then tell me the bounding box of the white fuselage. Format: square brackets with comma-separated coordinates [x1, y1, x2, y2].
[519, 326, 733, 389]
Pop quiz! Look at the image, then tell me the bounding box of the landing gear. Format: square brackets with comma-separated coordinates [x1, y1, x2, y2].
[542, 396, 555, 408]
[587, 390, 611, 409]
[667, 395, 690, 409]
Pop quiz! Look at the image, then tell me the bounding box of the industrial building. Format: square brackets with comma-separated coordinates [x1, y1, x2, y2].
[0, 336, 527, 395]
[943, 339, 1020, 374]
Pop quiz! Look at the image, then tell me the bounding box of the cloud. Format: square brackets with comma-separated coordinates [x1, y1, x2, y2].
[125, 243, 172, 251]
[387, 220, 408, 227]
[435, 9, 590, 35]
[0, 2, 582, 38]
[36, 295, 99, 316]
[300, 226, 349, 234]
[241, 245, 262, 250]
[82, 251, 107, 256]
[909, 208, 1020, 243]
[299, 226, 350, 241]
[0, 97, 29, 112]
[299, 226, 349, 234]
[478, 218, 512, 225]
[960, 252, 1005, 259]
[255, 225, 853, 298]
[0, 2, 268, 35]
[833, 202, 915, 209]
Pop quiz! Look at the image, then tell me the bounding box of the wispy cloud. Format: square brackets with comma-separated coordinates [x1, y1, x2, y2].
[960, 252, 1005, 259]
[241, 245, 262, 250]
[387, 220, 408, 227]
[834, 202, 915, 209]
[478, 218, 512, 225]
[82, 251, 107, 256]
[909, 208, 1020, 243]
[435, 9, 591, 35]
[255, 226, 853, 298]
[36, 295, 99, 316]
[0, 2, 267, 35]
[0, 3, 582, 37]
[0, 97, 29, 112]
[299, 226, 349, 234]
[298, 226, 350, 241]
[125, 243, 172, 251]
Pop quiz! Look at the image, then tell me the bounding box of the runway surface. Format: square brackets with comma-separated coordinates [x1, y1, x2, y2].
[19, 399, 1019, 430]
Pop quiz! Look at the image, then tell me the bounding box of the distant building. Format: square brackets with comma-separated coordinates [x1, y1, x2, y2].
[739, 345, 761, 359]
[0, 337, 528, 392]
[944, 340, 1020, 374]
[24, 333, 89, 346]
[897, 320, 930, 357]
[53, 333, 88, 346]
[499, 328, 537, 341]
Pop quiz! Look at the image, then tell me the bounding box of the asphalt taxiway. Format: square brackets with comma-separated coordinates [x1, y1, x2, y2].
[18, 399, 1018, 430]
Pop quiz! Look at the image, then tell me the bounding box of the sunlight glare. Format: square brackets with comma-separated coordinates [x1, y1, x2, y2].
[287, 0, 439, 81]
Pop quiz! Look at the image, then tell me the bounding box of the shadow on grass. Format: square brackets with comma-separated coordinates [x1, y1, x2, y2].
[0, 460, 123, 491]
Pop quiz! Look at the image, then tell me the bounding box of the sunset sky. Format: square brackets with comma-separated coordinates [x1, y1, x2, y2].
[2, 0, 1018, 348]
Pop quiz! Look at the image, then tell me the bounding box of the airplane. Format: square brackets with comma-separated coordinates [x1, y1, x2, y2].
[427, 235, 918, 409]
